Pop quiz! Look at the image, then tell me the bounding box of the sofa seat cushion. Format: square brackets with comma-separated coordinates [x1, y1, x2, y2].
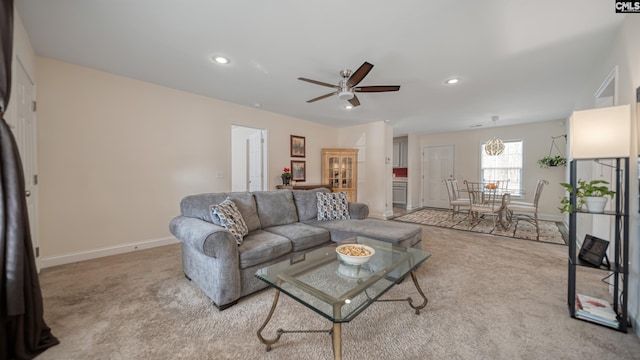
[254, 191, 299, 228]
[305, 218, 422, 248]
[238, 230, 292, 269]
[264, 223, 331, 252]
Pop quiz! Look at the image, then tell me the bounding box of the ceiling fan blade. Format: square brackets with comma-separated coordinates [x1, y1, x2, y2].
[307, 92, 337, 103]
[348, 95, 360, 107]
[354, 85, 401, 92]
[298, 77, 339, 89]
[347, 62, 374, 88]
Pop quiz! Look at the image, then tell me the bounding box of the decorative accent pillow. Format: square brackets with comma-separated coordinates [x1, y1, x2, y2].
[316, 192, 350, 221]
[210, 199, 249, 245]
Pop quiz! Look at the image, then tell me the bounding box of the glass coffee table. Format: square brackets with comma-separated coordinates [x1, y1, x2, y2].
[255, 236, 431, 360]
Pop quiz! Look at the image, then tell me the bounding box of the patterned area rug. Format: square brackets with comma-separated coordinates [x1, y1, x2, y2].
[394, 208, 566, 245]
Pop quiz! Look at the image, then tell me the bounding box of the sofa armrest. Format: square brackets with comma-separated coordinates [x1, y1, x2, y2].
[349, 202, 369, 220]
[169, 216, 238, 259]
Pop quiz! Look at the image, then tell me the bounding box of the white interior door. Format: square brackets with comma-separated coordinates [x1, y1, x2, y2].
[232, 125, 267, 192]
[14, 59, 39, 268]
[247, 131, 263, 191]
[422, 145, 454, 208]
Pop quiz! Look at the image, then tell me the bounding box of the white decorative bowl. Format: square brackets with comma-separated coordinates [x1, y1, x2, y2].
[336, 244, 375, 266]
[337, 263, 371, 279]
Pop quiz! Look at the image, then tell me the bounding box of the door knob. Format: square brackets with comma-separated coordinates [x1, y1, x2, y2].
[25, 190, 31, 197]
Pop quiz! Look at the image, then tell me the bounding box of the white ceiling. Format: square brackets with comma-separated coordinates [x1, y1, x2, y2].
[15, 1, 624, 136]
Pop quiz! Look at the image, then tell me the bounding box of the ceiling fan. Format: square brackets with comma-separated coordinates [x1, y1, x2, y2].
[298, 62, 400, 107]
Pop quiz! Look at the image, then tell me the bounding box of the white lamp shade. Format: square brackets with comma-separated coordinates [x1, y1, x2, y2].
[569, 104, 630, 159]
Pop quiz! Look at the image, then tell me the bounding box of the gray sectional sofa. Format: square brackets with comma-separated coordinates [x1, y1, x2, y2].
[169, 188, 422, 310]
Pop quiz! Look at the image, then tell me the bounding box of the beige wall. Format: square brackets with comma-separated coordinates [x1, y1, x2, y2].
[35, 57, 338, 265]
[419, 120, 567, 220]
[338, 121, 393, 219]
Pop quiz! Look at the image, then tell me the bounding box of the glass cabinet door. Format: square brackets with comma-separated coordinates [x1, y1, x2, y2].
[328, 156, 340, 188]
[341, 156, 353, 189]
[322, 148, 358, 202]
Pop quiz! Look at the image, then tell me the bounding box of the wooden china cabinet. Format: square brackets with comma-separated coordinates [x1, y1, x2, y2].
[321, 148, 358, 202]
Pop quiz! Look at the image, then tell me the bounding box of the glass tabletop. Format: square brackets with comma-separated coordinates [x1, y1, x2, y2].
[255, 236, 431, 323]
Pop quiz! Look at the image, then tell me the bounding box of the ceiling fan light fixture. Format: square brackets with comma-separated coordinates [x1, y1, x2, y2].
[337, 90, 354, 100]
[213, 56, 230, 64]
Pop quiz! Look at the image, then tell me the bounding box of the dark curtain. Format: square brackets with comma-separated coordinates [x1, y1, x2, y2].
[1, 1, 59, 358]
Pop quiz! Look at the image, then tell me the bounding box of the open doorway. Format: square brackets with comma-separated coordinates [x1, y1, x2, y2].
[231, 125, 268, 192]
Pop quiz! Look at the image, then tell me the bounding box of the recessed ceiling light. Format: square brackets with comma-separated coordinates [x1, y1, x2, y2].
[345, 105, 353, 110]
[445, 77, 460, 85]
[213, 56, 230, 64]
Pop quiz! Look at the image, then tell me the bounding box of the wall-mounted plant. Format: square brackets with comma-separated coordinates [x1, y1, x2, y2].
[538, 155, 567, 168]
[559, 179, 616, 213]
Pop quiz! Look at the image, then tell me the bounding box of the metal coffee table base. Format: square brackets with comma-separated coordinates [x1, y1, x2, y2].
[256, 270, 428, 360]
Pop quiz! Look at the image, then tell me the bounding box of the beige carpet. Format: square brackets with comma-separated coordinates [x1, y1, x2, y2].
[37, 225, 639, 359]
[394, 208, 566, 245]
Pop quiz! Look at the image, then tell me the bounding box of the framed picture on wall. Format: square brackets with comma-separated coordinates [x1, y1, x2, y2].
[291, 135, 305, 158]
[291, 160, 306, 182]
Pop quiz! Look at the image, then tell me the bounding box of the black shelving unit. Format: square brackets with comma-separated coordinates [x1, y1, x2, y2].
[567, 157, 629, 332]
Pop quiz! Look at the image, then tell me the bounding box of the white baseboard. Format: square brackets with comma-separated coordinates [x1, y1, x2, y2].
[39, 237, 179, 269]
[405, 204, 422, 211]
[369, 211, 389, 220]
[537, 214, 564, 222]
[631, 314, 640, 339]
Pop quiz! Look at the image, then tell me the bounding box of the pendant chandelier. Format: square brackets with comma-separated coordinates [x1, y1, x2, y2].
[484, 116, 504, 156]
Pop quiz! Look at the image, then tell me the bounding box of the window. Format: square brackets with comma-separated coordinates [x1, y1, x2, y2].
[480, 140, 523, 195]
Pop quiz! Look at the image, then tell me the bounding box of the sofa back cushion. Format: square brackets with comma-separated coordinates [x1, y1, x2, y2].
[226, 192, 261, 232]
[253, 190, 298, 228]
[210, 199, 249, 245]
[293, 188, 331, 221]
[180, 192, 261, 232]
[180, 193, 229, 223]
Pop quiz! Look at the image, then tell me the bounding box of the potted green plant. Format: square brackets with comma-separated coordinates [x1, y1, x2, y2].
[559, 179, 615, 213]
[537, 155, 567, 168]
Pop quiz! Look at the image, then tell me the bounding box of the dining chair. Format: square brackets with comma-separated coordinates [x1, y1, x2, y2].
[506, 179, 549, 240]
[464, 180, 510, 229]
[443, 179, 470, 219]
